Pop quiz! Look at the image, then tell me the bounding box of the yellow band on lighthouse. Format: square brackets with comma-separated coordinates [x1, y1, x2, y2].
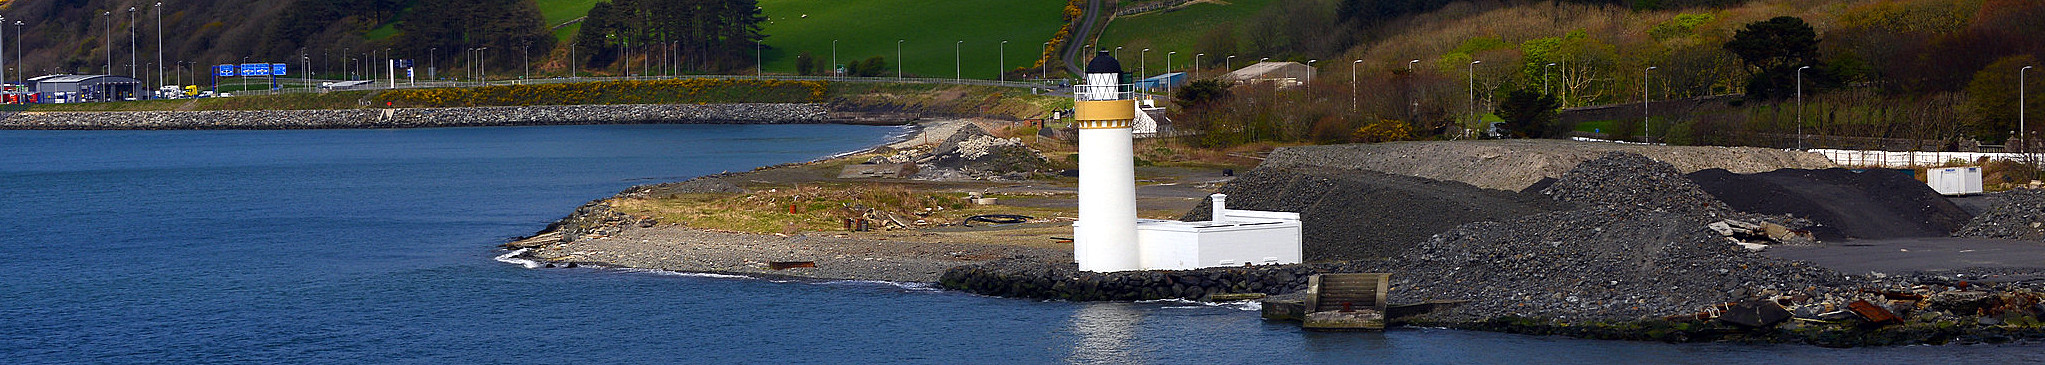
[1074, 100, 1136, 121]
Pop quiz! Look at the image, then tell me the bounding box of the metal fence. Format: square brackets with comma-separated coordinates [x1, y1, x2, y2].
[198, 73, 1061, 98]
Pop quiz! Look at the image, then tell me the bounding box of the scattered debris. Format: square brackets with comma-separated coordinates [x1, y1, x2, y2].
[768, 261, 816, 270]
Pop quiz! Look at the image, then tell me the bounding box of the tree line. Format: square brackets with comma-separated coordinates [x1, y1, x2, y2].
[573, 0, 767, 73]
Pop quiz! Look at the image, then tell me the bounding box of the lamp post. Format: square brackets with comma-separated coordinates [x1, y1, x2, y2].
[522, 44, 529, 81]
[896, 39, 903, 79]
[104, 11, 112, 76]
[755, 42, 761, 79]
[1468, 60, 1481, 137]
[2024, 66, 2034, 155]
[156, 2, 163, 89]
[1139, 48, 1149, 83]
[1352, 59, 1362, 112]
[955, 40, 962, 84]
[831, 39, 837, 77]
[999, 40, 1008, 81]
[1114, 46, 1122, 62]
[1543, 62, 1556, 95]
[1797, 65, 1810, 149]
[128, 7, 137, 80]
[1166, 51, 1175, 97]
[1226, 55, 1235, 73]
[565, 43, 574, 78]
[1644, 66, 1657, 143]
[1409, 59, 1420, 121]
[1194, 53, 1204, 79]
[14, 21, 21, 84]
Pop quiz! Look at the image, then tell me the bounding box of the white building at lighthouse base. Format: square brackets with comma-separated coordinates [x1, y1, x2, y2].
[1076, 193, 1303, 271]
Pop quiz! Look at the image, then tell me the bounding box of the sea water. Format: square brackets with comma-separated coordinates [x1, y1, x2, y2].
[2, 125, 2039, 364]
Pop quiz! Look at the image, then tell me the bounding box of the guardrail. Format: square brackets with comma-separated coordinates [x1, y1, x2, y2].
[1810, 149, 2040, 168]
[186, 74, 1064, 98]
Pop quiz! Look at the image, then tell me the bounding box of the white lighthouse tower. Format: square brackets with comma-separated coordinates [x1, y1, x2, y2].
[1071, 51, 1304, 273]
[1073, 51, 1142, 272]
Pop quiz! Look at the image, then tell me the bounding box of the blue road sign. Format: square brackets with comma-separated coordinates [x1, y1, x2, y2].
[239, 63, 270, 77]
[270, 63, 287, 76]
[214, 64, 235, 77]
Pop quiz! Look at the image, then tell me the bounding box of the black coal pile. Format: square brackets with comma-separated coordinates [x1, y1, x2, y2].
[1955, 189, 2045, 241]
[1378, 152, 1854, 320]
[1688, 168, 1973, 240]
[1183, 165, 1568, 261]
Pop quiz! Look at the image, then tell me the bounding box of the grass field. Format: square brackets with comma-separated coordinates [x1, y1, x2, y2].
[1093, 0, 1274, 77]
[757, 0, 1066, 80]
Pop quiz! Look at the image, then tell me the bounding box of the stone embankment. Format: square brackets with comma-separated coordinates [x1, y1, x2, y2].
[0, 103, 829, 129]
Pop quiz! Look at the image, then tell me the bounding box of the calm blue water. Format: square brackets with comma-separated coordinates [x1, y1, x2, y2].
[2, 124, 2039, 364]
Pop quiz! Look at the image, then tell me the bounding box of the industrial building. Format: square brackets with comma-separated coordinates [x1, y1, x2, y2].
[29, 74, 144, 103]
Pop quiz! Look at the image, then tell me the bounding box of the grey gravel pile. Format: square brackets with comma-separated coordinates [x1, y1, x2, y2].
[1955, 189, 2045, 241]
[1540, 151, 1729, 214]
[1370, 152, 1853, 320]
[910, 123, 1050, 180]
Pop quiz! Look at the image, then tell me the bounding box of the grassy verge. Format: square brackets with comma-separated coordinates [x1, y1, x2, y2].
[828, 82, 1072, 120]
[1095, 0, 1276, 72]
[757, 0, 1065, 79]
[612, 183, 1074, 235]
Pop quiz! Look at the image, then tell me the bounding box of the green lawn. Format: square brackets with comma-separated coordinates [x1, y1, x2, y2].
[1575, 120, 1614, 133]
[535, 0, 604, 27]
[758, 0, 1067, 80]
[1094, 0, 1275, 76]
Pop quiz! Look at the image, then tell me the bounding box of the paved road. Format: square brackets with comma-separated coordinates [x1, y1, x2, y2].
[1062, 0, 1105, 76]
[1764, 237, 2045, 277]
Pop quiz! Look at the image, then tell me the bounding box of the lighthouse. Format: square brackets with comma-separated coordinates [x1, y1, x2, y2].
[1073, 50, 1141, 272]
[1071, 51, 1303, 273]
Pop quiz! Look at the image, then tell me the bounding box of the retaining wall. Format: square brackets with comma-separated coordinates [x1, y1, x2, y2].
[940, 259, 1368, 301]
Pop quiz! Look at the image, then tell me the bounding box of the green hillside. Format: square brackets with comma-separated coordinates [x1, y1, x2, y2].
[757, 0, 1067, 80]
[1095, 0, 1276, 76]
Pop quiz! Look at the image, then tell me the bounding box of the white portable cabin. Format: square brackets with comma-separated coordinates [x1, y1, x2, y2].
[1927, 166, 1983, 195]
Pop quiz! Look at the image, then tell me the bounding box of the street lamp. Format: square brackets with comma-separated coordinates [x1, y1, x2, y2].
[1043, 41, 1050, 79]
[755, 42, 761, 79]
[1194, 53, 1204, 79]
[156, 2, 163, 90]
[999, 40, 1008, 81]
[104, 11, 112, 76]
[1166, 51, 1175, 97]
[1410, 59, 1420, 121]
[1352, 59, 1362, 112]
[2024, 66, 2034, 155]
[832, 39, 838, 77]
[12, 21, 20, 84]
[1140, 48, 1149, 83]
[1543, 62, 1556, 95]
[1469, 60, 1481, 138]
[955, 40, 962, 84]
[1797, 65, 1811, 149]
[1644, 66, 1657, 143]
[1226, 55, 1235, 73]
[128, 7, 137, 80]
[896, 39, 903, 79]
[565, 43, 574, 78]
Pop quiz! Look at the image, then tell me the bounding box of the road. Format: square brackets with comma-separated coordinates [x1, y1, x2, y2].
[1061, 0, 1105, 76]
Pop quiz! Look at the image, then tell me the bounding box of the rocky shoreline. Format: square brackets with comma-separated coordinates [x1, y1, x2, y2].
[0, 103, 836, 129]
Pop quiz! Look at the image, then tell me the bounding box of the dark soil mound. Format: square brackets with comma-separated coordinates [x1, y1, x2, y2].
[1540, 152, 1729, 215]
[1955, 189, 2045, 241]
[1183, 165, 1568, 261]
[1687, 168, 1973, 240]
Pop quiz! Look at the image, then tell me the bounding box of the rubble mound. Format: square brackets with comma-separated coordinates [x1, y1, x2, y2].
[1955, 189, 2045, 241]
[1184, 166, 1567, 261]
[1688, 168, 1974, 240]
[1540, 151, 1729, 214]
[914, 123, 1050, 180]
[1383, 153, 1853, 320]
[1261, 139, 1836, 191]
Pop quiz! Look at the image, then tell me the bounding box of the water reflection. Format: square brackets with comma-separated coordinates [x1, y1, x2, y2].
[1066, 303, 1145, 364]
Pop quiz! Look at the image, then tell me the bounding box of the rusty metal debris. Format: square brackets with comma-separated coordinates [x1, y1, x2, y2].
[768, 261, 816, 270]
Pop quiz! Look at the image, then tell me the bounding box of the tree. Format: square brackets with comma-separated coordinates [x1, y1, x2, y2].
[1964, 55, 2043, 142]
[1725, 16, 1822, 100]
[853, 56, 887, 77]
[1174, 79, 1231, 110]
[795, 52, 817, 75]
[1493, 89, 1562, 138]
